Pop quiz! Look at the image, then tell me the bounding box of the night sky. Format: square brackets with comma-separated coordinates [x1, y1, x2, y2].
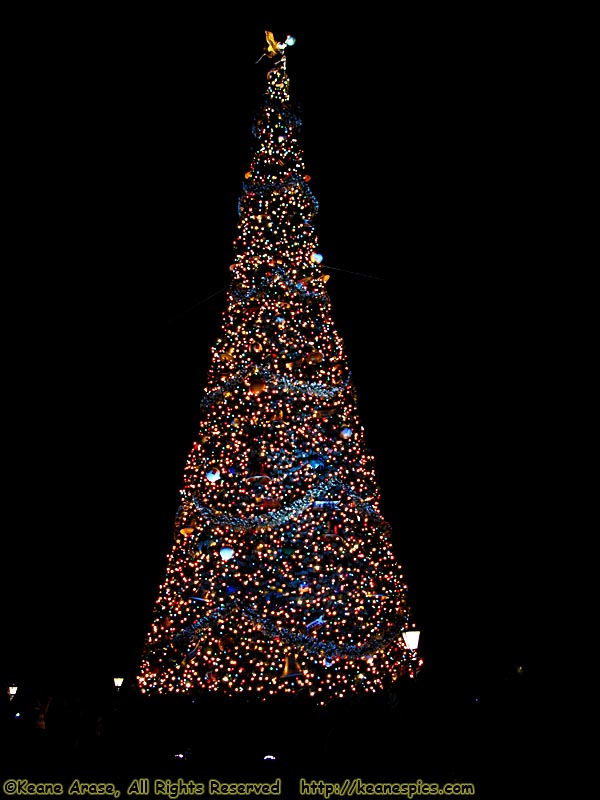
[2, 12, 548, 698]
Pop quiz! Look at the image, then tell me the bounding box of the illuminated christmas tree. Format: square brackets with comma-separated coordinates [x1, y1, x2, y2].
[137, 32, 420, 705]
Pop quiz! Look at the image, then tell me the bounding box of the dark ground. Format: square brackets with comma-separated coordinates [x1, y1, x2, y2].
[1, 668, 550, 799]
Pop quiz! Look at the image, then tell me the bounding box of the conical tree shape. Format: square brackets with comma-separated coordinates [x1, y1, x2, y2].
[137, 34, 420, 705]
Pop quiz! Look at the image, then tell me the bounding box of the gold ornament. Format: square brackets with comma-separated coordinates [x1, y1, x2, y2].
[306, 350, 323, 364]
[280, 653, 303, 679]
[249, 377, 267, 395]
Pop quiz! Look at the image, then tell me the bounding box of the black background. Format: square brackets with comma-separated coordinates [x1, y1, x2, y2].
[1, 9, 555, 706]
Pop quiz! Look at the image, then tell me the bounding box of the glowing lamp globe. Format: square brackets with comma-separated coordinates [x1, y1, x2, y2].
[402, 630, 420, 650]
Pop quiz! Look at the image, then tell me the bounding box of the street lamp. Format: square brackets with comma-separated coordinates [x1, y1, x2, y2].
[8, 685, 18, 701]
[402, 630, 422, 679]
[402, 630, 420, 651]
[113, 677, 124, 692]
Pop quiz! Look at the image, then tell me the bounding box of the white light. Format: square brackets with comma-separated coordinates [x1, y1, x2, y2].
[113, 677, 124, 689]
[402, 630, 420, 650]
[8, 686, 18, 700]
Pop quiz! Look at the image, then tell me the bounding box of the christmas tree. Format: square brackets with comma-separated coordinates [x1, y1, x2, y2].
[137, 32, 420, 705]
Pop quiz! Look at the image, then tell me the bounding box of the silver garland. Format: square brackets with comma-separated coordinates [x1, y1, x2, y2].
[183, 475, 387, 532]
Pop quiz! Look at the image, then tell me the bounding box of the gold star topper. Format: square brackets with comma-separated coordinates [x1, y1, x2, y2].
[256, 31, 296, 64]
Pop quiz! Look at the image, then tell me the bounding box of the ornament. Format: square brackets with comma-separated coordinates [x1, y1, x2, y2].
[247, 474, 271, 485]
[258, 498, 281, 510]
[249, 377, 267, 395]
[324, 522, 340, 539]
[180, 525, 196, 536]
[219, 546, 235, 561]
[310, 252, 324, 264]
[312, 499, 340, 509]
[339, 427, 353, 439]
[306, 350, 323, 364]
[206, 468, 221, 482]
[189, 592, 210, 604]
[280, 653, 303, 679]
[316, 407, 335, 419]
[218, 635, 235, 651]
[198, 539, 215, 552]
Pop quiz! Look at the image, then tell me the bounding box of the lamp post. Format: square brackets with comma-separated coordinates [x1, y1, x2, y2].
[8, 685, 18, 702]
[402, 630, 420, 651]
[402, 630, 422, 679]
[113, 677, 124, 692]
